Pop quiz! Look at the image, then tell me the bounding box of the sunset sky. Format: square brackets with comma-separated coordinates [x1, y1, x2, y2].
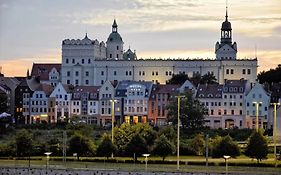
[0, 0, 281, 76]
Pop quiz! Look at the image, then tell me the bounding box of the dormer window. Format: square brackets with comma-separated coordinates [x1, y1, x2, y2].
[208, 94, 213, 98]
[224, 87, 228, 92]
[239, 87, 243, 92]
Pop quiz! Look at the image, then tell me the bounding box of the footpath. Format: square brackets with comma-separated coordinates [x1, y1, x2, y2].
[0, 167, 269, 175]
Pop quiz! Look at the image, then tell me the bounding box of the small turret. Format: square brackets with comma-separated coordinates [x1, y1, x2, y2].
[106, 19, 124, 60]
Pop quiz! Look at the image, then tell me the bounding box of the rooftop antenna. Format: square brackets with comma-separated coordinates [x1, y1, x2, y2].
[226, 0, 228, 20]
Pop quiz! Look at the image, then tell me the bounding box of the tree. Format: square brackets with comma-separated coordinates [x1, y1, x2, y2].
[96, 133, 117, 159]
[167, 91, 207, 129]
[115, 123, 156, 156]
[153, 134, 175, 161]
[258, 64, 281, 84]
[167, 73, 189, 85]
[245, 130, 268, 163]
[189, 73, 201, 86]
[200, 72, 217, 84]
[0, 93, 7, 113]
[159, 126, 177, 143]
[125, 133, 148, 161]
[68, 132, 95, 160]
[15, 129, 33, 157]
[189, 133, 205, 155]
[212, 135, 240, 158]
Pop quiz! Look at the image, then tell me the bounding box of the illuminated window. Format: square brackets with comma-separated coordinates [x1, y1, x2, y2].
[142, 116, 147, 123]
[125, 116, 130, 124]
[133, 116, 138, 124]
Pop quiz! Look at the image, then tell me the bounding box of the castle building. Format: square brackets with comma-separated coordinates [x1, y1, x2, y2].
[61, 9, 257, 87]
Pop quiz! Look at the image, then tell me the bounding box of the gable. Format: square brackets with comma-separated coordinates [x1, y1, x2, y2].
[216, 44, 236, 53]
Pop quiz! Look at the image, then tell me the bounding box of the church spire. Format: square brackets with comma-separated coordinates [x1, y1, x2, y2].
[225, 0, 228, 21]
[112, 19, 118, 33]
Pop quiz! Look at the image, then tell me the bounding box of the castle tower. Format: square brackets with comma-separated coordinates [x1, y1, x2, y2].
[215, 5, 237, 60]
[106, 19, 124, 60]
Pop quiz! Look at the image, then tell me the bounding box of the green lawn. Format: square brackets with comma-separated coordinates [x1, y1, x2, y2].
[0, 155, 280, 174]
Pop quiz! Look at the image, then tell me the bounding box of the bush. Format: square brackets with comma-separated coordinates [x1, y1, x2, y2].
[211, 135, 240, 158]
[245, 130, 268, 163]
[153, 134, 175, 161]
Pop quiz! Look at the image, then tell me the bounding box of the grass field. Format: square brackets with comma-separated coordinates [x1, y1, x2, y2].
[0, 155, 280, 174]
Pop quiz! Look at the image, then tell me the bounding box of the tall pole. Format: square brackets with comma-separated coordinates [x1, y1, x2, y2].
[110, 99, 117, 158]
[255, 102, 259, 131]
[271, 103, 280, 167]
[205, 134, 209, 167]
[175, 95, 184, 170]
[253, 102, 262, 132]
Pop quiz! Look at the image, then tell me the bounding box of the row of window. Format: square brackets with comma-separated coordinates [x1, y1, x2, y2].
[89, 109, 97, 114]
[66, 79, 90, 85]
[127, 91, 145, 96]
[31, 100, 47, 106]
[109, 53, 120, 59]
[65, 58, 91, 64]
[210, 109, 243, 116]
[224, 94, 243, 99]
[102, 93, 112, 98]
[226, 69, 251, 75]
[73, 101, 80, 106]
[55, 94, 68, 100]
[124, 106, 147, 113]
[203, 101, 243, 107]
[73, 108, 80, 113]
[124, 99, 147, 105]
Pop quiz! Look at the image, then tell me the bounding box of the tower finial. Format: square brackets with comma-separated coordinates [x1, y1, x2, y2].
[112, 19, 118, 32]
[225, 0, 228, 21]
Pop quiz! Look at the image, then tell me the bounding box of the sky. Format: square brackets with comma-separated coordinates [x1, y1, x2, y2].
[0, 0, 281, 77]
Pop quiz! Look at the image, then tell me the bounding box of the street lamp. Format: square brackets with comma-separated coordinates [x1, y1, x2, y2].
[253, 102, 262, 131]
[44, 152, 52, 170]
[110, 99, 118, 158]
[175, 95, 185, 170]
[142, 154, 150, 172]
[271, 102, 280, 167]
[223, 155, 231, 175]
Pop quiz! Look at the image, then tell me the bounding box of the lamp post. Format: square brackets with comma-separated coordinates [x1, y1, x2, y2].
[271, 102, 280, 167]
[223, 155, 231, 175]
[110, 99, 118, 158]
[175, 95, 185, 170]
[253, 102, 262, 131]
[44, 152, 52, 170]
[142, 154, 150, 172]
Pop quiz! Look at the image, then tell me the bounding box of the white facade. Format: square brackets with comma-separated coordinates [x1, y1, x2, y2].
[71, 100, 81, 116]
[62, 59, 257, 86]
[61, 15, 257, 87]
[245, 82, 270, 129]
[197, 80, 250, 129]
[22, 85, 51, 124]
[48, 67, 60, 87]
[98, 80, 116, 125]
[88, 100, 99, 115]
[49, 83, 72, 121]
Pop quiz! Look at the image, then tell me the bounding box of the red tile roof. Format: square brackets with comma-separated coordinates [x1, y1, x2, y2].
[31, 63, 61, 81]
[35, 83, 54, 96]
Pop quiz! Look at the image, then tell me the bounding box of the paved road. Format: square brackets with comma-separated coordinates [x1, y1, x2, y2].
[0, 167, 278, 175]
